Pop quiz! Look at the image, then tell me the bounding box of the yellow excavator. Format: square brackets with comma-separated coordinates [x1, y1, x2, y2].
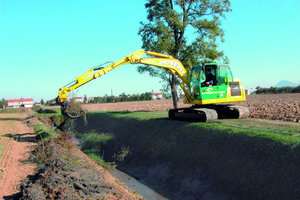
[57, 49, 249, 122]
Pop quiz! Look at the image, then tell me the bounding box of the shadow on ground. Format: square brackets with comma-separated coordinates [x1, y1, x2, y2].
[3, 133, 36, 143]
[0, 118, 25, 121]
[64, 112, 300, 200]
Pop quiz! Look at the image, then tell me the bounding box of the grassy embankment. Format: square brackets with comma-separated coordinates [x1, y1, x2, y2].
[70, 111, 300, 200]
[32, 107, 62, 140]
[33, 123, 57, 141]
[33, 107, 63, 123]
[96, 111, 300, 144]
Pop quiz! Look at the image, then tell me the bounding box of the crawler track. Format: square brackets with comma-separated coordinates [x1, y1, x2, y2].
[169, 105, 249, 122]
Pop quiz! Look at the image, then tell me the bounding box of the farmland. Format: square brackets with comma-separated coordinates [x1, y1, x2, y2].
[83, 93, 300, 123]
[1, 93, 299, 199]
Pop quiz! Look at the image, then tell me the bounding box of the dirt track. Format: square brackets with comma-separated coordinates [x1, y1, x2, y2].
[0, 113, 36, 199]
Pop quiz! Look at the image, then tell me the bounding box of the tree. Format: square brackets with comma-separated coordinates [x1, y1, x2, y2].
[40, 99, 45, 105]
[0, 98, 6, 108]
[84, 94, 87, 103]
[139, 0, 231, 108]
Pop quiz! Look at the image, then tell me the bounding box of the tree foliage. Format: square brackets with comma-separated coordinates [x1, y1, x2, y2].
[0, 98, 7, 108]
[255, 85, 300, 94]
[89, 92, 153, 103]
[139, 0, 231, 108]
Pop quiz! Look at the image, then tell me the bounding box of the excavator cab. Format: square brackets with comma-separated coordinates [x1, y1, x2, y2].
[173, 63, 249, 122]
[189, 63, 245, 103]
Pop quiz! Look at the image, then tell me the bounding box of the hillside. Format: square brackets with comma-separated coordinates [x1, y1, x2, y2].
[275, 80, 299, 88]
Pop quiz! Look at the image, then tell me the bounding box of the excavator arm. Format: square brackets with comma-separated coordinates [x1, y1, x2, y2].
[57, 49, 192, 117]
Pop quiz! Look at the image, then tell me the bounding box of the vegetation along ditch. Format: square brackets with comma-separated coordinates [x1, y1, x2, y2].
[62, 111, 300, 200]
[18, 109, 144, 199]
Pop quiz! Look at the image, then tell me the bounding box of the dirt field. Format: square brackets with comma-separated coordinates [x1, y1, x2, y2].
[0, 113, 36, 199]
[236, 93, 300, 122]
[83, 93, 300, 122]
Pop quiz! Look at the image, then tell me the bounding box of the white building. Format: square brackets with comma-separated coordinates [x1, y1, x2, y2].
[245, 89, 257, 95]
[152, 93, 163, 100]
[7, 98, 34, 108]
[71, 97, 84, 103]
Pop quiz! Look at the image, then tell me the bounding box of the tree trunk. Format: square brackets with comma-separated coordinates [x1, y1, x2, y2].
[171, 74, 178, 109]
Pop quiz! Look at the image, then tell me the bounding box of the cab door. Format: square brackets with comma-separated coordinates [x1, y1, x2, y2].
[199, 65, 220, 100]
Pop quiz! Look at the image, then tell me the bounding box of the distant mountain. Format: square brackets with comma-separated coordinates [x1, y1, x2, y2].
[274, 80, 299, 88]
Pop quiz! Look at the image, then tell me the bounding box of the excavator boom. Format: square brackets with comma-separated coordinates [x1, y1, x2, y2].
[57, 50, 192, 118]
[57, 49, 249, 121]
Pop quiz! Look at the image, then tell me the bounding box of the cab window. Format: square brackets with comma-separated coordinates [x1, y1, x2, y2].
[190, 66, 202, 98]
[216, 65, 233, 85]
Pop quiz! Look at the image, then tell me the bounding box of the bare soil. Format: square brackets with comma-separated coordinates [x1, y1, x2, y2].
[236, 93, 300, 122]
[83, 93, 300, 122]
[0, 113, 36, 199]
[19, 133, 144, 200]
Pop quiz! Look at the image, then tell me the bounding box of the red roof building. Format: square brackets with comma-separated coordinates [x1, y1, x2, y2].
[7, 98, 34, 108]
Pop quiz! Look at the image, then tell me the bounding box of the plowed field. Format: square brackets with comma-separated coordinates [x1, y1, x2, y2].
[236, 93, 300, 122]
[83, 93, 300, 123]
[0, 113, 36, 199]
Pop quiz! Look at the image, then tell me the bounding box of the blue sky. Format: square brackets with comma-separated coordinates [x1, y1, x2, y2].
[1, 0, 299, 101]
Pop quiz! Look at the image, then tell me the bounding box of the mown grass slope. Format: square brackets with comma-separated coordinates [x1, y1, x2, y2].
[91, 111, 300, 144]
[69, 111, 300, 200]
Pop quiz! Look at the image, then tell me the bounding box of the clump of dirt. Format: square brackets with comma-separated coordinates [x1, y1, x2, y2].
[38, 115, 55, 127]
[61, 100, 87, 119]
[24, 115, 40, 127]
[19, 134, 124, 200]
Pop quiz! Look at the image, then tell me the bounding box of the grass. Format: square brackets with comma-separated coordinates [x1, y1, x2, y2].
[78, 132, 115, 168]
[84, 151, 107, 166]
[0, 144, 4, 181]
[89, 111, 168, 120]
[34, 123, 57, 140]
[33, 107, 61, 117]
[0, 108, 24, 113]
[33, 107, 65, 127]
[73, 111, 300, 200]
[88, 111, 300, 145]
[190, 119, 300, 145]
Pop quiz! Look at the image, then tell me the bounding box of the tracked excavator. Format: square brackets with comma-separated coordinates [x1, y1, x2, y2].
[57, 50, 249, 122]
